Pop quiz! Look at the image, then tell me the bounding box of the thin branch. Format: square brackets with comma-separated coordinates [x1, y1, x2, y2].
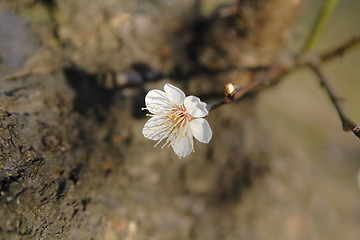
[234, 65, 289, 100]
[207, 64, 291, 111]
[321, 36, 360, 62]
[309, 64, 360, 138]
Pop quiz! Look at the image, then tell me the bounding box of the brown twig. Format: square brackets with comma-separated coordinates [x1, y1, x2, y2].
[207, 64, 291, 111]
[309, 64, 360, 138]
[321, 36, 360, 62]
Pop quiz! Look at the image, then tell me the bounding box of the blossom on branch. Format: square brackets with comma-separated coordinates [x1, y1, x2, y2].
[142, 83, 212, 158]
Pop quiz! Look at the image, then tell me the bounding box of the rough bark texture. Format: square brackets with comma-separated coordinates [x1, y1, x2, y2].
[2, 0, 359, 240]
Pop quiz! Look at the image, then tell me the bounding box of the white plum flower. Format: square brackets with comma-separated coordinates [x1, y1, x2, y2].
[142, 83, 212, 158]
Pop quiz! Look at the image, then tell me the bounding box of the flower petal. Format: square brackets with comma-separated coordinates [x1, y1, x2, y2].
[145, 89, 171, 114]
[164, 83, 185, 106]
[184, 96, 208, 118]
[142, 115, 170, 141]
[171, 128, 194, 158]
[189, 118, 212, 143]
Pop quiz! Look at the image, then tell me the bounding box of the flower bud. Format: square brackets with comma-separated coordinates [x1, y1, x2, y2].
[224, 83, 236, 96]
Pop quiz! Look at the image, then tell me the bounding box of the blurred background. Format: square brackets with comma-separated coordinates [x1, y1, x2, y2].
[256, 1, 360, 239]
[259, 0, 360, 151]
[0, 0, 359, 239]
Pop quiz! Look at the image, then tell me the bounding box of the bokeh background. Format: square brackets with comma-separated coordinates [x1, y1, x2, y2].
[257, 1, 360, 238]
[260, 0, 360, 149]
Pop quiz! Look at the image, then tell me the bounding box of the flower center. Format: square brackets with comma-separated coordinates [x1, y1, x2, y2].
[169, 104, 193, 127]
